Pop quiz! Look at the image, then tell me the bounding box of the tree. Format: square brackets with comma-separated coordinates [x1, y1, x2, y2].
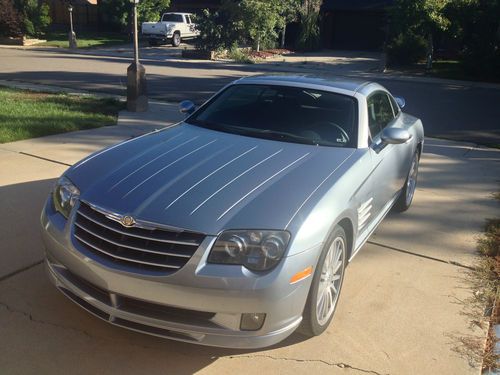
[240, 0, 281, 51]
[137, 0, 170, 24]
[444, 0, 500, 79]
[296, 0, 322, 51]
[387, 0, 452, 66]
[99, 0, 170, 31]
[0, 0, 22, 37]
[275, 0, 301, 48]
[11, 0, 51, 37]
[195, 0, 300, 52]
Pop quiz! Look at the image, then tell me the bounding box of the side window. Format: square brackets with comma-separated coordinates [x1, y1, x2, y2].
[367, 92, 395, 138]
[185, 15, 191, 24]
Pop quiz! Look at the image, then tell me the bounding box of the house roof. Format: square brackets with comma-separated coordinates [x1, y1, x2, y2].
[321, 0, 394, 11]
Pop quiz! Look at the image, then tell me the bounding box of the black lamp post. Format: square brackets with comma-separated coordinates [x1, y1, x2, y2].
[68, 4, 77, 49]
[126, 0, 148, 112]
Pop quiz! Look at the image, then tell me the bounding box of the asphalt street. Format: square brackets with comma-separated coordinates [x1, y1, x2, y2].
[0, 46, 499, 146]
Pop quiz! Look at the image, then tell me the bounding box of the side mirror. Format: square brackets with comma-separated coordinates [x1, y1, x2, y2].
[394, 96, 406, 109]
[179, 100, 196, 115]
[380, 127, 412, 145]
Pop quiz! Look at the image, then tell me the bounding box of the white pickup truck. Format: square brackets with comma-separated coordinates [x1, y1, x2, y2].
[142, 12, 199, 47]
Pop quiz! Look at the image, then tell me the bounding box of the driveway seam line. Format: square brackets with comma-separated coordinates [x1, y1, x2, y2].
[18, 152, 71, 167]
[0, 260, 44, 283]
[367, 240, 473, 269]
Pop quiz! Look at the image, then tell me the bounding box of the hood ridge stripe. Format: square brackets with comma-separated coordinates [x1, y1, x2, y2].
[217, 152, 311, 221]
[190, 148, 283, 215]
[122, 139, 218, 198]
[108, 135, 200, 192]
[163, 145, 259, 212]
[133, 145, 232, 215]
[284, 149, 355, 229]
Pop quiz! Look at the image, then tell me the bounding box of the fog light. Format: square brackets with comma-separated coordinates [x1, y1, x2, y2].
[240, 313, 266, 331]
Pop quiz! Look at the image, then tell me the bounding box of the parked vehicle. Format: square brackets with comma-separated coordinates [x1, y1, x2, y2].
[141, 12, 199, 47]
[42, 75, 424, 349]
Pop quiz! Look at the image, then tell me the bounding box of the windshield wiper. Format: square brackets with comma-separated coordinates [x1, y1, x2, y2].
[255, 129, 319, 145]
[187, 121, 319, 146]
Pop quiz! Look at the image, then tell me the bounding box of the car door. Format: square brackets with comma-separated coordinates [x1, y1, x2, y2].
[183, 15, 192, 37]
[367, 91, 409, 216]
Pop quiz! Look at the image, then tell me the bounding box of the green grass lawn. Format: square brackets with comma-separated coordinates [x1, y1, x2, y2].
[40, 32, 129, 48]
[0, 87, 124, 143]
[430, 60, 500, 83]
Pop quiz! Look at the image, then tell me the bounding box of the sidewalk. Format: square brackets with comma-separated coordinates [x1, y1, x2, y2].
[0, 102, 499, 374]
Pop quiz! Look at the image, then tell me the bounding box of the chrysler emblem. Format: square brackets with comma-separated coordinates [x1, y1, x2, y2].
[121, 215, 136, 227]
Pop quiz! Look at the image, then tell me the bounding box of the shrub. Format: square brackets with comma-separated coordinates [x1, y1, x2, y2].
[0, 0, 22, 37]
[227, 45, 254, 63]
[386, 32, 427, 66]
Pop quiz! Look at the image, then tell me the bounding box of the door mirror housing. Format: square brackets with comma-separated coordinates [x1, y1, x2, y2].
[380, 128, 412, 145]
[179, 100, 196, 115]
[394, 96, 406, 109]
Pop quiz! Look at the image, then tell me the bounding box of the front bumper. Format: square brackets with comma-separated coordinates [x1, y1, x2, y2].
[41, 198, 318, 348]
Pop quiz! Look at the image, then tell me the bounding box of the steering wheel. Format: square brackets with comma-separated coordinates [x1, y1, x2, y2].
[311, 121, 350, 144]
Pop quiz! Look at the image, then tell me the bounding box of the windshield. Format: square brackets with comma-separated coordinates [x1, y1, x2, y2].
[186, 84, 358, 147]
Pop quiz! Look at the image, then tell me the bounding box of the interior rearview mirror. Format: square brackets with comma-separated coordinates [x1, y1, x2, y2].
[179, 100, 196, 115]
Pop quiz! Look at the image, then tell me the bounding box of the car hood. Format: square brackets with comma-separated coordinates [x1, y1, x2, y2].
[67, 123, 355, 235]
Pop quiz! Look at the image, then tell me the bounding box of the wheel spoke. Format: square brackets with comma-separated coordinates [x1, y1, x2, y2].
[316, 234, 345, 325]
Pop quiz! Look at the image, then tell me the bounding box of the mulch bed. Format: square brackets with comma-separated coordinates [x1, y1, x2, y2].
[248, 48, 294, 59]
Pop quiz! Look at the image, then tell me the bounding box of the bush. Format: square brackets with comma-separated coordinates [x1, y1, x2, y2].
[386, 32, 427, 66]
[227, 45, 254, 63]
[0, 0, 22, 37]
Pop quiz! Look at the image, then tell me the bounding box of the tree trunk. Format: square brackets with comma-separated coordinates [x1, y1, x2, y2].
[426, 33, 433, 70]
[281, 24, 286, 48]
[257, 38, 260, 52]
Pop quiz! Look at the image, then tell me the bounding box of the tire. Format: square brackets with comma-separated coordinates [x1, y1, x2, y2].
[393, 150, 419, 212]
[172, 32, 181, 47]
[299, 225, 347, 337]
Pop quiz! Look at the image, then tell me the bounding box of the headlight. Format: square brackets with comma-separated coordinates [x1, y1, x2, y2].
[52, 176, 80, 219]
[208, 230, 291, 272]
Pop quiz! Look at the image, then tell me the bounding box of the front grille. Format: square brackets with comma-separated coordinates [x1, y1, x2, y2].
[73, 202, 205, 275]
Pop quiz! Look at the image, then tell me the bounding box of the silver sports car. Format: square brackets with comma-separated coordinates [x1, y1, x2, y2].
[41, 75, 424, 348]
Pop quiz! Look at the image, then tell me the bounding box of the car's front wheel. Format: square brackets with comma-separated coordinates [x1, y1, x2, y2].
[299, 225, 347, 336]
[393, 150, 419, 212]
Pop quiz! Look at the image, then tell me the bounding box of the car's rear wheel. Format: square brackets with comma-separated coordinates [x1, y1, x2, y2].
[393, 150, 419, 212]
[299, 225, 347, 336]
[172, 32, 181, 47]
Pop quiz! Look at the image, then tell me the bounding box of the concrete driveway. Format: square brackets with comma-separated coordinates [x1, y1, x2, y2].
[0, 103, 499, 374]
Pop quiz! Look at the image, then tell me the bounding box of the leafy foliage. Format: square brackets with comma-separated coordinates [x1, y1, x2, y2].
[98, 0, 170, 31]
[9, 0, 51, 37]
[386, 32, 428, 65]
[296, 0, 321, 51]
[194, 5, 244, 51]
[195, 0, 300, 52]
[138, 0, 170, 24]
[387, 0, 452, 65]
[445, 0, 500, 80]
[0, 0, 22, 37]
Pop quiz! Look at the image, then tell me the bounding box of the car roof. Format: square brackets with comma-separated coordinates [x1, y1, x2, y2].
[235, 74, 378, 95]
[165, 12, 192, 15]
